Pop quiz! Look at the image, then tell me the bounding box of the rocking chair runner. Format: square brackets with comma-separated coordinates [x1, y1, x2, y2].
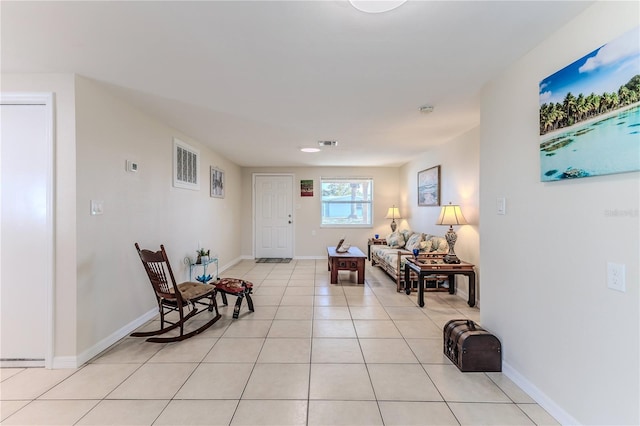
[132, 243, 221, 343]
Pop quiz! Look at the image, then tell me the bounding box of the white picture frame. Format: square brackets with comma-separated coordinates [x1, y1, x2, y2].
[210, 166, 225, 198]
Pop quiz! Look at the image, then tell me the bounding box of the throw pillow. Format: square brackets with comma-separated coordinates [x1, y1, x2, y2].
[429, 236, 449, 253]
[404, 232, 423, 251]
[419, 239, 433, 252]
[386, 232, 406, 248]
[399, 229, 413, 244]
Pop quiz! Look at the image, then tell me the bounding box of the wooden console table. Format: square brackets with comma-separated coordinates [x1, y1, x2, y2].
[327, 246, 366, 285]
[404, 257, 476, 307]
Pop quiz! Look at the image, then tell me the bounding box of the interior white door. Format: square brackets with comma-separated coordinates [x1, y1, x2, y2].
[254, 175, 293, 258]
[1, 97, 52, 366]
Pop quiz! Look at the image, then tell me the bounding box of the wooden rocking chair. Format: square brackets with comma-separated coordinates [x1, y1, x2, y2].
[132, 243, 221, 343]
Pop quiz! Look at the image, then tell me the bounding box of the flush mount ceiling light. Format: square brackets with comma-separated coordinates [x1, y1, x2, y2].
[349, 0, 408, 14]
[419, 105, 434, 114]
[300, 147, 321, 153]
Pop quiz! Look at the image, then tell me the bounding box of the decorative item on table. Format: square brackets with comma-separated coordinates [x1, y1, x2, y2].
[436, 202, 468, 264]
[374, 234, 379, 239]
[335, 237, 350, 253]
[384, 205, 402, 232]
[412, 248, 420, 259]
[196, 248, 210, 264]
[196, 274, 212, 284]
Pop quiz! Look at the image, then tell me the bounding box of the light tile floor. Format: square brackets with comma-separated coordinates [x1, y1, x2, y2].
[1, 259, 560, 425]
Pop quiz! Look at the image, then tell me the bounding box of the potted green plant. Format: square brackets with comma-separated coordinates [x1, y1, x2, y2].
[196, 248, 210, 264]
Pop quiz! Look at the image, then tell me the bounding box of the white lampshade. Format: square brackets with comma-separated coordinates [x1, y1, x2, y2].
[436, 203, 467, 226]
[384, 206, 402, 220]
[349, 0, 407, 14]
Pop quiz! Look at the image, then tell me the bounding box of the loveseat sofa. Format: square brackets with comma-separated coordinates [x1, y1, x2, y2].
[370, 229, 449, 292]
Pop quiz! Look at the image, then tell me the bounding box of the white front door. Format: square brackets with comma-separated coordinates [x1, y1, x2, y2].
[254, 174, 293, 258]
[1, 94, 53, 367]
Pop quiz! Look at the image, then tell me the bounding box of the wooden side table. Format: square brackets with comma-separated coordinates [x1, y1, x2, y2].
[327, 246, 367, 284]
[404, 257, 476, 307]
[367, 238, 386, 260]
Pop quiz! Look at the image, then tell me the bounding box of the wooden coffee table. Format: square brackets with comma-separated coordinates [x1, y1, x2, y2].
[404, 257, 476, 307]
[327, 246, 366, 284]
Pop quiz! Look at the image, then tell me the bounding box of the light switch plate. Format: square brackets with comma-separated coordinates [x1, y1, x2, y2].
[90, 200, 104, 215]
[126, 160, 138, 172]
[497, 197, 506, 215]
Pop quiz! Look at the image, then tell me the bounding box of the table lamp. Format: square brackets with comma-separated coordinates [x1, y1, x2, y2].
[436, 202, 467, 264]
[385, 205, 401, 232]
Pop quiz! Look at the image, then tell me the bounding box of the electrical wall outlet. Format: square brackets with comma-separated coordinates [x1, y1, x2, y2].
[607, 262, 626, 292]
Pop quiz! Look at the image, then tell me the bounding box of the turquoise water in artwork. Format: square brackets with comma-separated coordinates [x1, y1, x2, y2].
[540, 104, 640, 181]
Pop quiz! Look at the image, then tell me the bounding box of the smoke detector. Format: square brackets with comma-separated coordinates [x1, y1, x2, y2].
[318, 140, 338, 147]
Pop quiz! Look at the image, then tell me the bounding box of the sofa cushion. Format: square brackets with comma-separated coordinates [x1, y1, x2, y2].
[404, 232, 423, 251]
[386, 232, 406, 248]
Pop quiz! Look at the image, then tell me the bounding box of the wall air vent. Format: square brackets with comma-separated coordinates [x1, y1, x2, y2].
[318, 140, 338, 147]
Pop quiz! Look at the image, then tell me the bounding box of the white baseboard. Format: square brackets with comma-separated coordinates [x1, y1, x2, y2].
[240, 255, 327, 261]
[502, 361, 578, 425]
[0, 359, 45, 368]
[53, 308, 158, 369]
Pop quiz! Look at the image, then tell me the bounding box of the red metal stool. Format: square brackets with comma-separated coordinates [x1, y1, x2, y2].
[213, 278, 254, 319]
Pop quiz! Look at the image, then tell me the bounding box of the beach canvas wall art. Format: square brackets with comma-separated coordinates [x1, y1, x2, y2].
[539, 26, 640, 182]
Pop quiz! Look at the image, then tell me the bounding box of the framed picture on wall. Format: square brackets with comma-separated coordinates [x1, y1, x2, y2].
[538, 26, 640, 181]
[418, 165, 440, 206]
[301, 179, 313, 197]
[210, 166, 224, 198]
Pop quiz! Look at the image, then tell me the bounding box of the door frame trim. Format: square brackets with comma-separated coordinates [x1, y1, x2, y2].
[1, 93, 54, 368]
[252, 173, 295, 259]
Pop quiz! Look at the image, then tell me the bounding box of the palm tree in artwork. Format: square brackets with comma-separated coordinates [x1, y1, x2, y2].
[586, 93, 600, 118]
[563, 92, 577, 126]
[539, 74, 640, 136]
[618, 86, 632, 106]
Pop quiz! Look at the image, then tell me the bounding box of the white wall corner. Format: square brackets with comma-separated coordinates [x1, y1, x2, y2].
[56, 308, 158, 368]
[502, 361, 579, 426]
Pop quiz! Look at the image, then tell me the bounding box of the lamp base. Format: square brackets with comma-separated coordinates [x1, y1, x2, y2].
[444, 226, 460, 263]
[390, 220, 397, 232]
[443, 254, 461, 264]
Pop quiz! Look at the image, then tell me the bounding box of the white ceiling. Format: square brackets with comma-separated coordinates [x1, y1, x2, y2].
[1, 1, 593, 167]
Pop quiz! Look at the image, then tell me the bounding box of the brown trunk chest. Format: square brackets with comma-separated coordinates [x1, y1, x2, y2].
[443, 319, 502, 372]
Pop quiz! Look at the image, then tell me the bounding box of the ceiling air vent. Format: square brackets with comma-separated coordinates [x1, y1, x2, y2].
[318, 140, 338, 147]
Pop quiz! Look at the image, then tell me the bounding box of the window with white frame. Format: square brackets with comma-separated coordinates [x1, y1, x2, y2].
[320, 177, 373, 227]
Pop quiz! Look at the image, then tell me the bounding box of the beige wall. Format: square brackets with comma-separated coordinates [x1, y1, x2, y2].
[240, 167, 401, 258]
[3, 74, 243, 366]
[400, 127, 480, 303]
[479, 2, 639, 424]
[74, 77, 243, 360]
